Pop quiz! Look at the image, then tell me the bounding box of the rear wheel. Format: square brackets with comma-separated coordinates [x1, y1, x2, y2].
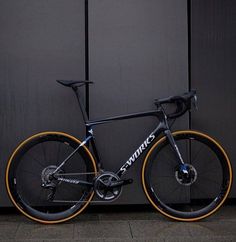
[6, 132, 97, 224]
[142, 130, 232, 221]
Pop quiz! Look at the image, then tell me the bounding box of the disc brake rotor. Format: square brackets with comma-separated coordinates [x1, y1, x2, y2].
[175, 164, 197, 186]
[41, 165, 63, 187]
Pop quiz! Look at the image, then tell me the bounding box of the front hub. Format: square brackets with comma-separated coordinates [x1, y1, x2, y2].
[175, 164, 197, 186]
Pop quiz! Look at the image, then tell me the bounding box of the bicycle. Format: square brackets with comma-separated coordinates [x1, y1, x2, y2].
[5, 80, 233, 224]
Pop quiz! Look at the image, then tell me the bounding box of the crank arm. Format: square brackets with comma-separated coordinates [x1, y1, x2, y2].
[109, 179, 133, 188]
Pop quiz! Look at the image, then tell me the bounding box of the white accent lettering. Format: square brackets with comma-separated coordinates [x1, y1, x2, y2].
[58, 177, 80, 184]
[119, 133, 155, 173]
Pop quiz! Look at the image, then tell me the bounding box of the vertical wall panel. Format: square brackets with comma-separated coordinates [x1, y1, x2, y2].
[191, 0, 236, 196]
[0, 0, 85, 206]
[89, 0, 188, 204]
[0, 0, 192, 206]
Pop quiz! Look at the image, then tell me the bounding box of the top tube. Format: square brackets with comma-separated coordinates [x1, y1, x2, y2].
[86, 110, 161, 127]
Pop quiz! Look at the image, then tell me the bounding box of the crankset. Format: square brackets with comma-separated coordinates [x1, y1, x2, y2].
[94, 172, 133, 201]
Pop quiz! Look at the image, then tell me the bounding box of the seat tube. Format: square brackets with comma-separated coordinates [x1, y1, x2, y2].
[73, 87, 89, 123]
[86, 126, 102, 170]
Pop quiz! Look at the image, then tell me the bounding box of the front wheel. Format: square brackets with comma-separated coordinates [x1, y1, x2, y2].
[6, 131, 97, 224]
[142, 130, 232, 221]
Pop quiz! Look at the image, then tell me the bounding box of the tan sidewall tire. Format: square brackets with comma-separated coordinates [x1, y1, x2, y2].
[141, 130, 233, 222]
[5, 131, 97, 224]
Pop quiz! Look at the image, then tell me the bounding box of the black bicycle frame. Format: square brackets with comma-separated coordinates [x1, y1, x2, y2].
[53, 86, 185, 178]
[85, 110, 166, 177]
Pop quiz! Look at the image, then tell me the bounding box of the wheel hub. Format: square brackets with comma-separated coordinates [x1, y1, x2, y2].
[175, 164, 197, 186]
[41, 165, 62, 187]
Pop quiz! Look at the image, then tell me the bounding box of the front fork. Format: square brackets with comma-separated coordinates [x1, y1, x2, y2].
[164, 129, 184, 165]
[164, 130, 189, 174]
[164, 129, 189, 175]
[159, 111, 188, 174]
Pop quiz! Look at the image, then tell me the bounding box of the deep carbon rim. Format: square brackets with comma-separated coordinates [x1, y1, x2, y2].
[142, 130, 232, 221]
[6, 132, 97, 224]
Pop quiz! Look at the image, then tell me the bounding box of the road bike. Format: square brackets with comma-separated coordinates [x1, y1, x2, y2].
[5, 80, 233, 224]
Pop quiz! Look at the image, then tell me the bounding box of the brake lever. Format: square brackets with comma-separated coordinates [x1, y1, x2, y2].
[192, 94, 198, 110]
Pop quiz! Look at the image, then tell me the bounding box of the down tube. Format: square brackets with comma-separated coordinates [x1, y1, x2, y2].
[116, 123, 166, 177]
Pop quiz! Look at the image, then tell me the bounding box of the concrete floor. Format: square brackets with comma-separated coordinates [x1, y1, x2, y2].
[0, 205, 235, 242]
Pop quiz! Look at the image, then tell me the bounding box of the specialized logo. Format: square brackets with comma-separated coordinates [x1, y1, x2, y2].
[57, 177, 80, 184]
[120, 133, 155, 174]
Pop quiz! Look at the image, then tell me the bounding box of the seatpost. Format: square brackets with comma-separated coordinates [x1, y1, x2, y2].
[72, 86, 89, 123]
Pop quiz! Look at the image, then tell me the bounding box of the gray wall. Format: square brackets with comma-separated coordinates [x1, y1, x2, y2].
[89, 0, 188, 204]
[191, 0, 236, 197]
[0, 0, 188, 206]
[0, 0, 86, 206]
[0, 0, 235, 206]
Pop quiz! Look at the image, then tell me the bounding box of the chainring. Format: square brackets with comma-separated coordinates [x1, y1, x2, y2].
[94, 172, 122, 201]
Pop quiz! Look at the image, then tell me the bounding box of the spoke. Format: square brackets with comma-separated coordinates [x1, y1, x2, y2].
[192, 183, 214, 198]
[56, 142, 62, 165]
[54, 146, 78, 172]
[151, 143, 174, 165]
[157, 175, 175, 178]
[158, 149, 178, 168]
[181, 185, 190, 202]
[151, 175, 176, 186]
[164, 150, 178, 166]
[18, 177, 41, 200]
[55, 141, 74, 165]
[54, 187, 63, 200]
[185, 139, 191, 163]
[199, 167, 221, 177]
[26, 153, 45, 168]
[53, 192, 87, 204]
[197, 176, 221, 186]
[20, 169, 40, 177]
[66, 183, 83, 193]
[55, 186, 76, 202]
[165, 184, 182, 198]
[41, 142, 47, 164]
[37, 187, 46, 203]
[53, 189, 88, 204]
[57, 182, 84, 198]
[191, 143, 206, 164]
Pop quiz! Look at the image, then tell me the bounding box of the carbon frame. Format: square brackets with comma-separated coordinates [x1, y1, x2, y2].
[53, 86, 184, 179]
[83, 109, 181, 178]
